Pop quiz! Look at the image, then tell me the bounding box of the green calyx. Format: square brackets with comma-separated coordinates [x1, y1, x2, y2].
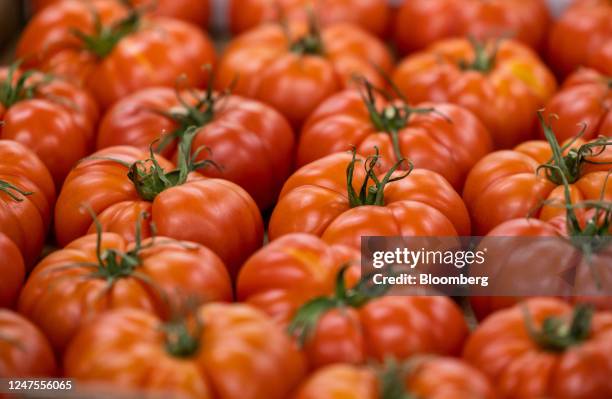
[459, 37, 499, 73]
[346, 147, 412, 208]
[287, 265, 391, 347]
[378, 359, 421, 399]
[0, 62, 48, 108]
[163, 316, 203, 358]
[523, 303, 594, 352]
[287, 11, 324, 55]
[0, 179, 33, 202]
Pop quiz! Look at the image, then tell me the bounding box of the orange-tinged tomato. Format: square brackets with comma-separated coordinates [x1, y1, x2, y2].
[548, 0, 612, 78]
[299, 87, 493, 190]
[464, 298, 612, 399]
[229, 0, 390, 37]
[217, 21, 393, 127]
[64, 304, 306, 399]
[0, 140, 55, 268]
[17, 0, 216, 109]
[97, 86, 295, 210]
[0, 309, 57, 377]
[394, 0, 550, 55]
[393, 38, 557, 149]
[0, 234, 25, 309]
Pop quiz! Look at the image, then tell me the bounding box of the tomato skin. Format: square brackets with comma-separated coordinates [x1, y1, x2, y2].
[392, 38, 557, 149]
[539, 68, 612, 142]
[0, 310, 57, 378]
[55, 146, 263, 276]
[97, 88, 295, 210]
[463, 140, 612, 235]
[547, 0, 612, 78]
[18, 232, 233, 354]
[0, 234, 25, 309]
[293, 358, 496, 399]
[217, 23, 393, 127]
[394, 0, 550, 55]
[0, 140, 55, 268]
[17, 0, 216, 109]
[64, 304, 306, 399]
[464, 298, 612, 399]
[269, 152, 471, 247]
[229, 0, 390, 37]
[299, 90, 493, 190]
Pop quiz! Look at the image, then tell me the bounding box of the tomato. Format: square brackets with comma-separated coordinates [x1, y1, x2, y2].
[394, 0, 550, 55]
[0, 140, 55, 268]
[392, 38, 557, 149]
[269, 148, 471, 248]
[64, 304, 306, 399]
[32, 0, 211, 27]
[17, 0, 216, 109]
[298, 84, 493, 190]
[463, 116, 612, 235]
[0, 234, 24, 309]
[0, 65, 99, 186]
[54, 134, 263, 277]
[464, 298, 612, 398]
[547, 0, 612, 78]
[293, 358, 496, 399]
[229, 0, 390, 37]
[97, 86, 295, 210]
[539, 68, 612, 142]
[217, 21, 393, 127]
[0, 309, 57, 377]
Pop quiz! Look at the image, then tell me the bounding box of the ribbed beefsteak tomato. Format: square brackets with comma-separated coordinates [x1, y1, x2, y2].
[97, 85, 294, 210]
[216, 20, 393, 127]
[17, 0, 216, 109]
[64, 304, 306, 399]
[392, 38, 556, 149]
[0, 234, 25, 309]
[464, 298, 612, 399]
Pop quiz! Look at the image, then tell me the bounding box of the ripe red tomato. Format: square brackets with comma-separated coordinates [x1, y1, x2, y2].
[17, 0, 216, 109]
[539, 68, 612, 142]
[298, 86, 493, 190]
[0, 66, 99, 186]
[0, 140, 55, 268]
[217, 21, 393, 127]
[269, 149, 471, 248]
[0, 309, 57, 377]
[463, 118, 612, 235]
[32, 0, 211, 27]
[464, 298, 612, 398]
[394, 0, 550, 55]
[392, 38, 557, 149]
[18, 230, 233, 354]
[54, 140, 263, 277]
[97, 86, 295, 210]
[229, 0, 390, 37]
[0, 234, 25, 309]
[64, 305, 306, 399]
[547, 0, 612, 78]
[293, 358, 496, 399]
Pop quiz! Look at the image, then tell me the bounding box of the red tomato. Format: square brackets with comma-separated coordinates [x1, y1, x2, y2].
[298, 85, 493, 190]
[0, 234, 25, 308]
[229, 0, 390, 37]
[547, 0, 612, 78]
[217, 21, 393, 127]
[0, 309, 57, 377]
[394, 0, 550, 55]
[463, 117, 612, 235]
[97, 86, 295, 210]
[0, 140, 55, 268]
[64, 305, 306, 399]
[54, 137, 263, 277]
[0, 65, 99, 186]
[18, 229, 233, 354]
[539, 68, 612, 142]
[17, 0, 216, 109]
[392, 38, 557, 149]
[269, 149, 471, 248]
[31, 0, 210, 27]
[464, 298, 612, 399]
[293, 358, 496, 399]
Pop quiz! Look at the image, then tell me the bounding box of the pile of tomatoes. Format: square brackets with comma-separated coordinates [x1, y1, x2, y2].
[1, 0, 611, 398]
